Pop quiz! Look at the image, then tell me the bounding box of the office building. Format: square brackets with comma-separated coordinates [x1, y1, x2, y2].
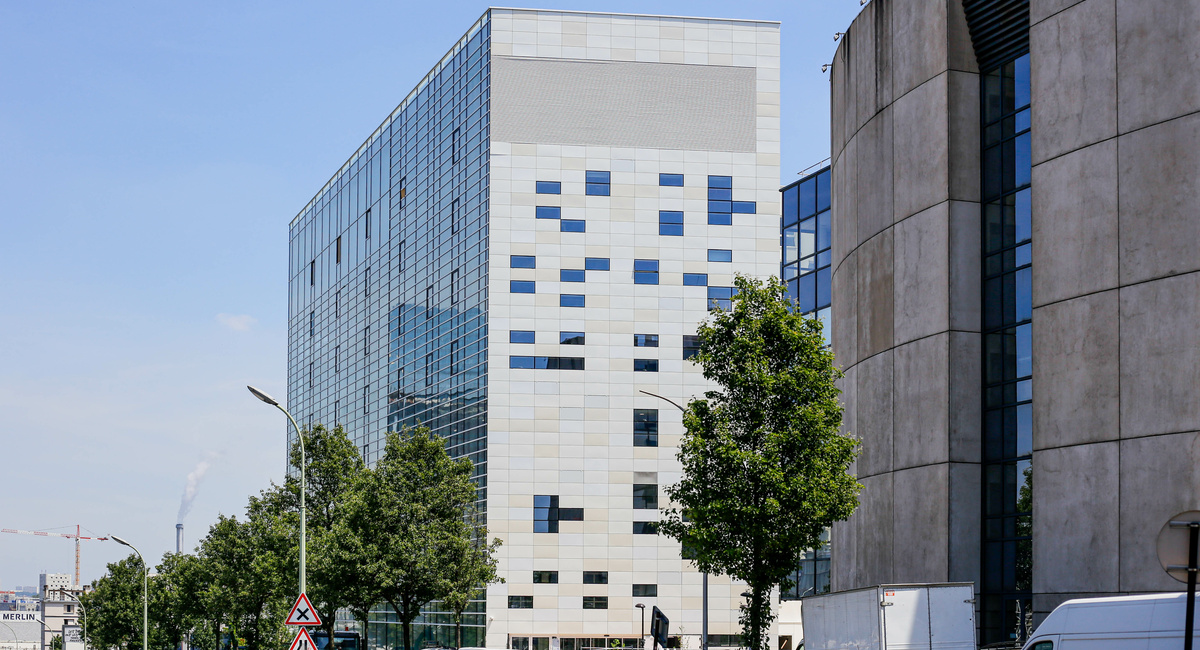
[827, 0, 1200, 643]
[286, 8, 781, 649]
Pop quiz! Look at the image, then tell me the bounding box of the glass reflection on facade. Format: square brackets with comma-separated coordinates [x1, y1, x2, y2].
[287, 14, 491, 649]
[781, 167, 832, 335]
[979, 52, 1033, 645]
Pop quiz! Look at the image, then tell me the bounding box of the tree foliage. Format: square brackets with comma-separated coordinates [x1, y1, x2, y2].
[660, 275, 860, 650]
[80, 424, 500, 650]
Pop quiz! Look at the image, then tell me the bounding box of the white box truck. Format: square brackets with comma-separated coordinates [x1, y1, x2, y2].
[801, 583, 976, 650]
[1023, 592, 1200, 649]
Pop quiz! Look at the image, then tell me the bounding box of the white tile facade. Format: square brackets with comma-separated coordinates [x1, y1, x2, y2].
[485, 9, 780, 648]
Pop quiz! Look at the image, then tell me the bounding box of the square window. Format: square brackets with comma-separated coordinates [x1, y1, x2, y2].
[633, 484, 658, 509]
[536, 206, 561, 219]
[634, 409, 658, 447]
[560, 294, 585, 308]
[509, 596, 533, 609]
[683, 273, 708, 286]
[585, 170, 611, 196]
[633, 334, 659, 347]
[634, 259, 660, 285]
[511, 280, 536, 294]
[634, 359, 659, 372]
[708, 249, 733, 263]
[632, 584, 657, 597]
[582, 596, 608, 610]
[708, 213, 732, 225]
[536, 181, 561, 195]
[633, 522, 658, 535]
[659, 173, 684, 186]
[510, 330, 535, 344]
[708, 286, 735, 311]
[585, 257, 610, 271]
[659, 210, 684, 236]
[510, 356, 535, 369]
[561, 219, 586, 232]
[560, 331, 586, 345]
[561, 269, 586, 282]
[533, 571, 559, 584]
[708, 175, 732, 189]
[511, 255, 536, 268]
[582, 571, 609, 585]
[683, 335, 701, 360]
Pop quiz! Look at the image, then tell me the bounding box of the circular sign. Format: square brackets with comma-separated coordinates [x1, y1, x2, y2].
[1157, 511, 1200, 583]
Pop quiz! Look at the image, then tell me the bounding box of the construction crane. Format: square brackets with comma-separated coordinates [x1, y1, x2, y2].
[0, 525, 109, 586]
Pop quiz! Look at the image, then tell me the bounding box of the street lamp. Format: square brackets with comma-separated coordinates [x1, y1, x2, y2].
[638, 389, 706, 650]
[1, 621, 19, 650]
[634, 604, 646, 650]
[247, 385, 308, 595]
[109, 536, 147, 650]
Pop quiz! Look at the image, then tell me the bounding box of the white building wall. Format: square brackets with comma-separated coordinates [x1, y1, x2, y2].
[484, 9, 780, 648]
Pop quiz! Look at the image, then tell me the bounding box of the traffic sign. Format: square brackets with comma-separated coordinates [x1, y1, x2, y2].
[285, 593, 322, 626]
[650, 606, 669, 649]
[288, 628, 316, 650]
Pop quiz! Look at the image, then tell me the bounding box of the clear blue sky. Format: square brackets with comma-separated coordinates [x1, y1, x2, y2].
[0, 0, 862, 587]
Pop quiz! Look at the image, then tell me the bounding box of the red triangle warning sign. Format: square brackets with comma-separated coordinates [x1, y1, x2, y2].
[288, 628, 316, 650]
[285, 593, 322, 626]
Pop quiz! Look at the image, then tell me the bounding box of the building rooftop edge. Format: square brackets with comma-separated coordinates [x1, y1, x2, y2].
[489, 7, 780, 25]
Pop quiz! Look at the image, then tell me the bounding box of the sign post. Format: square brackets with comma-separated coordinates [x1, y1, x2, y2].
[650, 607, 669, 650]
[1156, 511, 1200, 650]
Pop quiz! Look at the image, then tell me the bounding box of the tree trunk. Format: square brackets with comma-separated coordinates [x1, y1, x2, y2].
[455, 617, 461, 649]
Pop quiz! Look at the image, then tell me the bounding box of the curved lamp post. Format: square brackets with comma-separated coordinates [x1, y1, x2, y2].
[639, 389, 706, 650]
[634, 604, 646, 649]
[108, 536, 146, 650]
[247, 385, 307, 594]
[1, 621, 19, 650]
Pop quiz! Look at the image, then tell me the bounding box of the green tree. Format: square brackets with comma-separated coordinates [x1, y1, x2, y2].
[80, 555, 144, 650]
[280, 425, 365, 646]
[338, 428, 497, 650]
[660, 275, 860, 650]
[50, 635, 63, 650]
[441, 530, 503, 649]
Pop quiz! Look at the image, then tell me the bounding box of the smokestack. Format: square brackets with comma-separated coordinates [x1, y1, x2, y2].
[176, 524, 184, 554]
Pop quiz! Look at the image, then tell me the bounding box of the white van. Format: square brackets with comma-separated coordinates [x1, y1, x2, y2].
[1023, 592, 1200, 649]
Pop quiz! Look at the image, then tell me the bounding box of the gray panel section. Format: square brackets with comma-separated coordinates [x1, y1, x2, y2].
[491, 56, 756, 151]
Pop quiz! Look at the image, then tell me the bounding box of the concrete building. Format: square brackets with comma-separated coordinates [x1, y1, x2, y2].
[827, 0, 1200, 644]
[286, 8, 782, 649]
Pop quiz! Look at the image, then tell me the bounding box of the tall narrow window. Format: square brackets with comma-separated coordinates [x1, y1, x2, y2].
[336, 236, 342, 263]
[309, 311, 315, 337]
[334, 345, 340, 373]
[451, 128, 460, 164]
[364, 267, 370, 299]
[309, 362, 313, 388]
[425, 352, 434, 387]
[634, 409, 658, 447]
[334, 400, 339, 425]
[363, 327, 369, 357]
[364, 208, 371, 239]
[310, 260, 315, 286]
[362, 385, 368, 415]
[335, 290, 340, 318]
[450, 199, 459, 235]
[450, 269, 459, 306]
[398, 240, 405, 273]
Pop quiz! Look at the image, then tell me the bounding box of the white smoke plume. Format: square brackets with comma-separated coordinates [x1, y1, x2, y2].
[177, 460, 211, 524]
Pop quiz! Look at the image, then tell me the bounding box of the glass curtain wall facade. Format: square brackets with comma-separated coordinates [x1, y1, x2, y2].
[978, 52, 1033, 645]
[780, 166, 831, 329]
[779, 167, 832, 600]
[287, 15, 491, 650]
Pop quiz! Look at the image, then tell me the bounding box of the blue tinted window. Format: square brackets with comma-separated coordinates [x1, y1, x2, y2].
[511, 255, 536, 268]
[659, 210, 684, 236]
[799, 178, 817, 217]
[560, 269, 586, 282]
[633, 334, 659, 347]
[585, 170, 611, 196]
[634, 359, 659, 372]
[708, 249, 733, 263]
[510, 330, 535, 344]
[536, 206, 561, 219]
[536, 181, 561, 194]
[560, 331, 585, 345]
[561, 219, 586, 232]
[511, 280, 536, 294]
[708, 286, 735, 310]
[782, 185, 799, 226]
[708, 188, 732, 200]
[708, 213, 732, 225]
[659, 173, 684, 186]
[708, 175, 732, 189]
[816, 171, 831, 212]
[708, 200, 732, 212]
[585, 257, 610, 271]
[732, 201, 756, 214]
[634, 259, 660, 271]
[561, 294, 585, 308]
[683, 273, 708, 286]
[634, 259, 660, 285]
[510, 356, 536, 369]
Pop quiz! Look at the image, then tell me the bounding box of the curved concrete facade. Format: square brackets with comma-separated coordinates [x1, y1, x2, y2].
[830, 0, 1200, 627]
[829, 0, 982, 593]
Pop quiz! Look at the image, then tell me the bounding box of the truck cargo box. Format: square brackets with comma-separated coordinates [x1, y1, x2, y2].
[801, 583, 975, 650]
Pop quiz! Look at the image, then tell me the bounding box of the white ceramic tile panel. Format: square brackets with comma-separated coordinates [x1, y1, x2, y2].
[485, 8, 779, 648]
